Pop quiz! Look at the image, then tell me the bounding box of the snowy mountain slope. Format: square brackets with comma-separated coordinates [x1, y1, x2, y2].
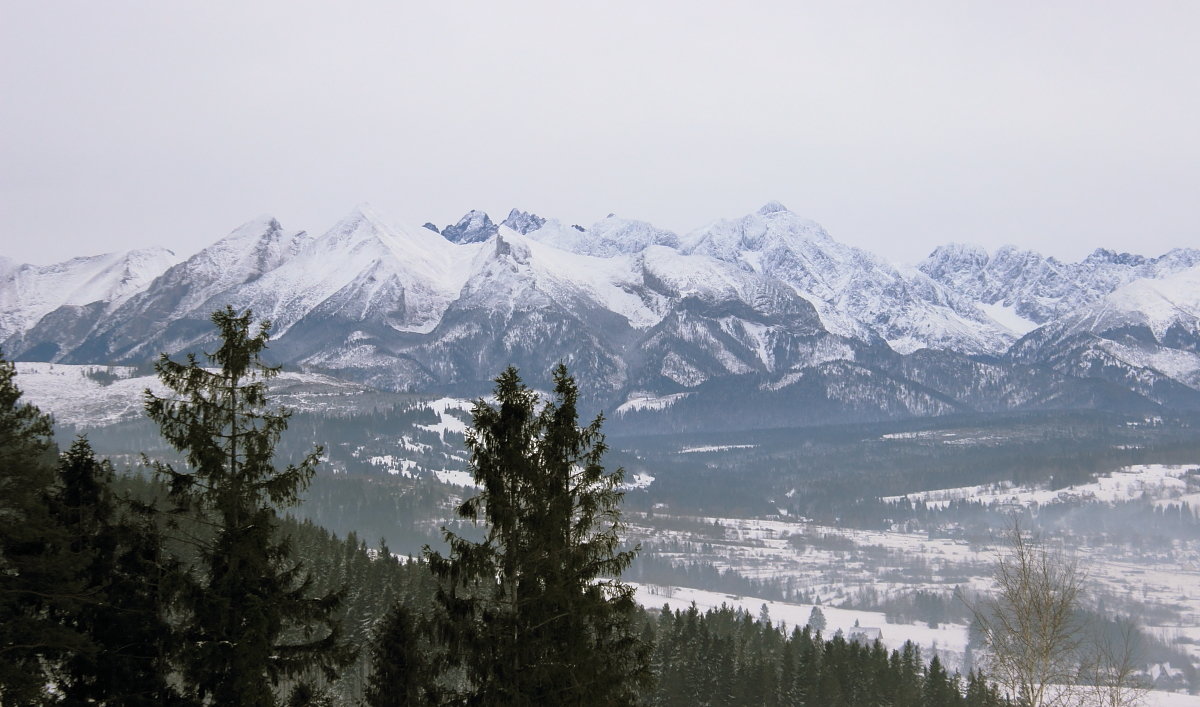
[921, 243, 1200, 325]
[229, 204, 477, 338]
[27, 216, 313, 363]
[0, 247, 179, 343]
[394, 231, 660, 395]
[42, 206, 484, 367]
[610, 359, 967, 434]
[877, 347, 1169, 413]
[623, 246, 859, 391]
[1006, 266, 1200, 405]
[681, 203, 1015, 354]
[527, 214, 680, 257]
[1011, 267, 1200, 360]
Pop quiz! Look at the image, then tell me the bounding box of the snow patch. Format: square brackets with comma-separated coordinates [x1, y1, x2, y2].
[679, 444, 758, 454]
[433, 469, 478, 487]
[882, 464, 1197, 510]
[615, 392, 693, 415]
[979, 301, 1039, 335]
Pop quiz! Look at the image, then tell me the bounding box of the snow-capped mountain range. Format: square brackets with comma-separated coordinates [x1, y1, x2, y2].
[5, 202, 1200, 430]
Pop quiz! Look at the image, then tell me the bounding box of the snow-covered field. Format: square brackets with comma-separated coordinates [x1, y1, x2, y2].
[416, 397, 472, 439]
[12, 361, 387, 427]
[631, 583, 969, 666]
[882, 464, 1200, 510]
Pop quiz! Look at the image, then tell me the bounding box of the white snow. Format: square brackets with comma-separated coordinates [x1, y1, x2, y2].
[1102, 266, 1200, 340]
[678, 444, 758, 454]
[979, 301, 1039, 335]
[368, 455, 417, 477]
[881, 464, 1197, 510]
[416, 397, 472, 439]
[234, 204, 481, 337]
[614, 392, 693, 415]
[500, 230, 663, 329]
[433, 468, 478, 487]
[0, 247, 179, 339]
[631, 583, 969, 668]
[526, 215, 679, 257]
[624, 472, 655, 489]
[679, 203, 1015, 355]
[12, 362, 375, 427]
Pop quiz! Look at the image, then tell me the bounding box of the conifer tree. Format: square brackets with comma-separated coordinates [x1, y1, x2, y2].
[144, 307, 352, 706]
[53, 437, 185, 706]
[923, 654, 963, 707]
[425, 364, 650, 705]
[806, 605, 827, 633]
[364, 603, 431, 706]
[0, 355, 83, 704]
[965, 669, 1007, 706]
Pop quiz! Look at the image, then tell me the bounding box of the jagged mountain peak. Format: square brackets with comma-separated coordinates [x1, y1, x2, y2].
[327, 203, 387, 241]
[1083, 247, 1146, 267]
[922, 241, 1200, 328]
[682, 205, 832, 261]
[441, 209, 498, 244]
[924, 242, 989, 263]
[489, 232, 532, 265]
[316, 205, 458, 262]
[228, 213, 283, 236]
[501, 208, 546, 235]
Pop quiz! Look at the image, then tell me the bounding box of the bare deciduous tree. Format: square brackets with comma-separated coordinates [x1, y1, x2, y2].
[964, 521, 1148, 707]
[1084, 616, 1149, 707]
[970, 522, 1086, 706]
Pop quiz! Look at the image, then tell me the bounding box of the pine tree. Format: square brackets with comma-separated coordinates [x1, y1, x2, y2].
[144, 307, 353, 705]
[0, 355, 85, 704]
[806, 605, 827, 633]
[364, 603, 431, 706]
[965, 669, 1008, 706]
[425, 364, 650, 705]
[922, 654, 963, 707]
[52, 437, 185, 706]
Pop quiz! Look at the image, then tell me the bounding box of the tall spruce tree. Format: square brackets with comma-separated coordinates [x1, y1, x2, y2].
[53, 437, 186, 706]
[0, 356, 84, 704]
[425, 364, 650, 705]
[144, 307, 352, 706]
[364, 603, 432, 706]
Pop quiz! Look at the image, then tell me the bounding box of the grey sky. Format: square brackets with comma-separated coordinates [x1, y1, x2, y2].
[2, 1, 1197, 266]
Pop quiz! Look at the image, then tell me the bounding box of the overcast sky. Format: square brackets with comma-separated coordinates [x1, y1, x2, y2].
[2, 1, 1197, 266]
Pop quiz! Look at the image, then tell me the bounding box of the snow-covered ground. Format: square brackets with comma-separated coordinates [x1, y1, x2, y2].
[678, 444, 759, 454]
[631, 583, 969, 666]
[416, 397, 472, 439]
[12, 361, 384, 427]
[433, 468, 477, 487]
[882, 464, 1199, 510]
